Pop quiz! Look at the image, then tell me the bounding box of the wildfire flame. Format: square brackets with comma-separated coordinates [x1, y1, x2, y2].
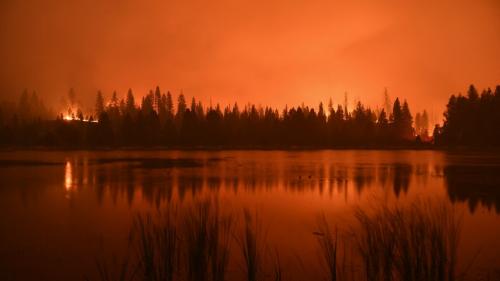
[62, 114, 98, 123]
[61, 106, 98, 123]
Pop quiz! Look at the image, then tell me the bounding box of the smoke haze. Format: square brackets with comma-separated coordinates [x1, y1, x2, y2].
[1, 0, 499, 121]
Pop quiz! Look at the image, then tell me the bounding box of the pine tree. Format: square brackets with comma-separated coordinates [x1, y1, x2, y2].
[141, 93, 154, 114]
[177, 92, 187, 118]
[154, 86, 161, 112]
[166, 92, 174, 119]
[318, 102, 326, 124]
[110, 91, 119, 108]
[391, 98, 406, 140]
[328, 98, 334, 117]
[392, 98, 402, 124]
[343, 92, 349, 120]
[401, 100, 414, 139]
[126, 89, 135, 115]
[196, 101, 205, 118]
[421, 110, 429, 137]
[335, 104, 344, 121]
[159, 94, 167, 121]
[378, 109, 388, 126]
[95, 91, 105, 117]
[190, 97, 197, 116]
[467, 84, 479, 101]
[415, 112, 421, 135]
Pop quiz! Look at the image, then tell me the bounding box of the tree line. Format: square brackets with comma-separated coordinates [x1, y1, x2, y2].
[0, 86, 426, 148]
[434, 84, 500, 146]
[5, 84, 499, 148]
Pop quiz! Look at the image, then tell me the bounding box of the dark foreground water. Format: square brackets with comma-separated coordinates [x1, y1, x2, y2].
[0, 150, 499, 280]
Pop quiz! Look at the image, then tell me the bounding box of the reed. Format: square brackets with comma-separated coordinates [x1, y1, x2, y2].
[272, 249, 283, 281]
[316, 214, 339, 281]
[208, 203, 234, 281]
[132, 207, 178, 281]
[88, 199, 464, 281]
[184, 201, 211, 281]
[353, 201, 461, 281]
[155, 210, 179, 281]
[237, 209, 264, 281]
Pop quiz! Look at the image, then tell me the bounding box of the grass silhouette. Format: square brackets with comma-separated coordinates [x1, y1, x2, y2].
[89, 199, 468, 281]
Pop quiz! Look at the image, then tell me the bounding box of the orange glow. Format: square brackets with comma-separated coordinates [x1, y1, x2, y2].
[62, 114, 98, 123]
[61, 106, 98, 122]
[1, 0, 499, 125]
[64, 160, 73, 192]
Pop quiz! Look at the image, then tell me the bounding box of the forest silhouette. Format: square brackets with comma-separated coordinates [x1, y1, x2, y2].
[434, 84, 500, 146]
[0, 84, 498, 148]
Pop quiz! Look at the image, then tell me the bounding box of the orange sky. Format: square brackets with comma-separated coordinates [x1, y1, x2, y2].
[1, 0, 499, 122]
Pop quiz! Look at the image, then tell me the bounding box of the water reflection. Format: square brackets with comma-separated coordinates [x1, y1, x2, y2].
[444, 165, 500, 213]
[43, 152, 500, 214]
[64, 160, 74, 193]
[0, 151, 499, 281]
[392, 164, 411, 196]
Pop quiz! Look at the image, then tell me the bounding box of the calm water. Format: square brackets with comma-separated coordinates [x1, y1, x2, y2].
[0, 150, 499, 280]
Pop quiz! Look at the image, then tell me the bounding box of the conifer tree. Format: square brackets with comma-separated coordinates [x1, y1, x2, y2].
[95, 91, 105, 117]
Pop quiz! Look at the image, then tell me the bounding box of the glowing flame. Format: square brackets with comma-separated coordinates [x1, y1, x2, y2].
[62, 114, 98, 123]
[62, 115, 73, 121]
[63, 111, 99, 123]
[60, 105, 98, 122]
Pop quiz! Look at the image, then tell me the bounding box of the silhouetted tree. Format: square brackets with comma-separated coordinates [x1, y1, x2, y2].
[434, 84, 500, 146]
[141, 92, 154, 114]
[95, 91, 105, 117]
[165, 92, 174, 119]
[390, 98, 414, 141]
[401, 100, 413, 139]
[377, 109, 390, 143]
[177, 92, 187, 118]
[0, 85, 434, 148]
[415, 112, 421, 135]
[126, 89, 136, 115]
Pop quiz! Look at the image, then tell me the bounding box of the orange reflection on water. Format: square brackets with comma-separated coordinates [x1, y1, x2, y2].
[64, 160, 73, 193]
[0, 151, 499, 281]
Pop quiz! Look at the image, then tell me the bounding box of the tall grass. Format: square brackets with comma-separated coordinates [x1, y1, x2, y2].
[184, 200, 233, 281]
[129, 200, 235, 281]
[208, 205, 233, 281]
[89, 199, 465, 281]
[315, 215, 352, 281]
[354, 201, 462, 281]
[132, 207, 178, 281]
[316, 215, 339, 281]
[354, 205, 397, 281]
[184, 202, 211, 281]
[156, 211, 179, 281]
[271, 249, 283, 281]
[237, 209, 265, 281]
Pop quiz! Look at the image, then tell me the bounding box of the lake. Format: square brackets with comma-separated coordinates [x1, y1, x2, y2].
[0, 150, 499, 280]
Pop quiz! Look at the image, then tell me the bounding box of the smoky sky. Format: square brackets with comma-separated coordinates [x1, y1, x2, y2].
[1, 0, 499, 121]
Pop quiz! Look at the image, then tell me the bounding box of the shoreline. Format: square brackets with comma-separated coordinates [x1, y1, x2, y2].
[2, 144, 499, 152]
